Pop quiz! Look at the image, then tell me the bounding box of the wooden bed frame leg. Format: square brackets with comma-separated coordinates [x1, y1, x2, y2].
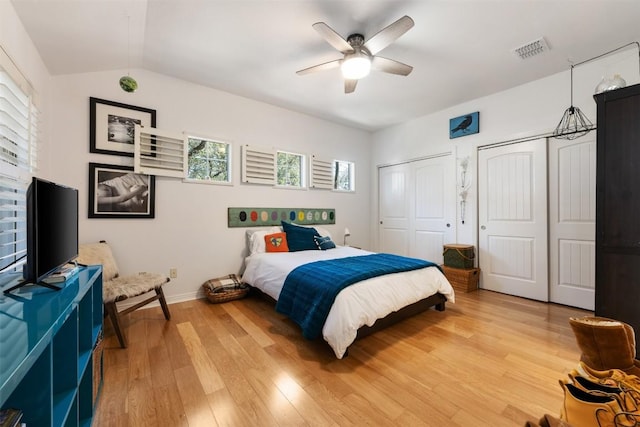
[435, 302, 446, 311]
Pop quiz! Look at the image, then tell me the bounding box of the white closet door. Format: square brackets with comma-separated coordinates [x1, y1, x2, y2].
[548, 137, 596, 310]
[378, 163, 411, 255]
[478, 139, 548, 301]
[411, 157, 456, 264]
[378, 154, 455, 262]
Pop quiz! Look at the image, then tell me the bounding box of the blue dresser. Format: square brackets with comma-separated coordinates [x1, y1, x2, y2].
[0, 266, 103, 426]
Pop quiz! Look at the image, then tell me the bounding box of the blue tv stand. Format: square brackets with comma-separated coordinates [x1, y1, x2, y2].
[0, 266, 103, 426]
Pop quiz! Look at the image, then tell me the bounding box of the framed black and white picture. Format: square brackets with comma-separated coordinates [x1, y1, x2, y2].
[88, 163, 155, 218]
[449, 111, 479, 139]
[89, 97, 156, 157]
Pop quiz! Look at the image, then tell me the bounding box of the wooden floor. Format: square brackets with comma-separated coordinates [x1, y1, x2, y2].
[93, 289, 591, 427]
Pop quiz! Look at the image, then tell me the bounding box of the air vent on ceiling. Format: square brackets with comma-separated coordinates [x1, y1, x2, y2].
[513, 37, 550, 59]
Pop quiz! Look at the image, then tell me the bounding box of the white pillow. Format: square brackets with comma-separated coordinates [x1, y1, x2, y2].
[246, 227, 282, 255]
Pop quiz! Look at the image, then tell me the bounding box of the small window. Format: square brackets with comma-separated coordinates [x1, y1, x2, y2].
[277, 151, 305, 188]
[334, 160, 355, 191]
[187, 137, 231, 183]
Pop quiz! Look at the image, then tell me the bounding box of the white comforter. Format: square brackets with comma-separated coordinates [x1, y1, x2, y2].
[242, 247, 455, 358]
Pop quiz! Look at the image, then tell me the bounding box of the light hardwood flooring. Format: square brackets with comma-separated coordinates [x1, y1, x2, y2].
[93, 289, 591, 426]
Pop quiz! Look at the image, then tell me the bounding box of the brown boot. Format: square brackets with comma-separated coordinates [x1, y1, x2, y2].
[568, 373, 640, 414]
[539, 413, 576, 427]
[525, 414, 576, 427]
[559, 380, 638, 427]
[575, 361, 640, 393]
[569, 316, 640, 377]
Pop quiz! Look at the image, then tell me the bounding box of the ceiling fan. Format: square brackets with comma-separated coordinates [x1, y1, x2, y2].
[296, 15, 415, 93]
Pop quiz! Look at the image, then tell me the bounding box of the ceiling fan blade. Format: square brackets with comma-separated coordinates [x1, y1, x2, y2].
[364, 15, 414, 55]
[371, 56, 413, 76]
[345, 79, 358, 94]
[312, 22, 354, 53]
[296, 59, 342, 75]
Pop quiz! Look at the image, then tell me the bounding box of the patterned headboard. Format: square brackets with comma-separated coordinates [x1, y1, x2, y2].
[228, 207, 335, 227]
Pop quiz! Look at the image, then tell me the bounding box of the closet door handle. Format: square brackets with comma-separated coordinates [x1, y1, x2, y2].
[481, 225, 486, 230]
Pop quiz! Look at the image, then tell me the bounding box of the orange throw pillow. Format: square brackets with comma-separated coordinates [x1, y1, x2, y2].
[264, 232, 289, 252]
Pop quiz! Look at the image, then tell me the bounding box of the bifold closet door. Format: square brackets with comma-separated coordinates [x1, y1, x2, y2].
[378, 163, 411, 256]
[378, 154, 455, 263]
[548, 136, 596, 310]
[478, 139, 548, 301]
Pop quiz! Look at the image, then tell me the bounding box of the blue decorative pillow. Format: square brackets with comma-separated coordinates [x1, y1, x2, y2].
[314, 235, 336, 250]
[281, 221, 319, 251]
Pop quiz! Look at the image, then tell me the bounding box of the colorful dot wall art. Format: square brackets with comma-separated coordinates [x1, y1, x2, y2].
[227, 207, 335, 227]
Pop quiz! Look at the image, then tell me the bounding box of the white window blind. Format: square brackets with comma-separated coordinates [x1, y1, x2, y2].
[310, 155, 333, 189]
[241, 145, 275, 185]
[0, 47, 38, 277]
[134, 124, 187, 178]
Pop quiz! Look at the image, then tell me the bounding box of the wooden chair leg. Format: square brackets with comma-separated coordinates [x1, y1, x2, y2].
[155, 286, 171, 320]
[104, 301, 127, 348]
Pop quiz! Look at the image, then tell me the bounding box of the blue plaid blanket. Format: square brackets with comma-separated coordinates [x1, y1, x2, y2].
[275, 253, 440, 339]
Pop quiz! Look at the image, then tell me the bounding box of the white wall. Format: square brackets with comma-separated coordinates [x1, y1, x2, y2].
[47, 69, 372, 303]
[370, 48, 640, 252]
[2, 2, 371, 305]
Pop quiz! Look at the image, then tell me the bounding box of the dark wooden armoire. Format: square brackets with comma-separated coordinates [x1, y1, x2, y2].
[594, 83, 640, 355]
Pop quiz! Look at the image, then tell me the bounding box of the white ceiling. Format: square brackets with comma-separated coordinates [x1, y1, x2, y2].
[10, 0, 640, 131]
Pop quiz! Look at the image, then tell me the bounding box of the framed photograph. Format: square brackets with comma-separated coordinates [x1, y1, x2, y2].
[89, 97, 156, 157]
[88, 163, 155, 218]
[449, 111, 479, 139]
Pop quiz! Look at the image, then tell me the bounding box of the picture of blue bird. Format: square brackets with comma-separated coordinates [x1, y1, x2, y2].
[449, 112, 479, 139]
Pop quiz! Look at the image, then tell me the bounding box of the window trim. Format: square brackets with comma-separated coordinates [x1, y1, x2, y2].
[184, 134, 233, 185]
[333, 159, 356, 192]
[275, 149, 306, 189]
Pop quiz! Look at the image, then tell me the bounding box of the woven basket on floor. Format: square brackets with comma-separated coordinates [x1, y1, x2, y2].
[202, 274, 250, 303]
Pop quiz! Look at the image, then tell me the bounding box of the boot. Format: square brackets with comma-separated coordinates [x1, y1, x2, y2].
[559, 380, 638, 427]
[568, 373, 640, 414]
[524, 414, 576, 427]
[540, 414, 576, 427]
[575, 361, 640, 393]
[569, 316, 640, 377]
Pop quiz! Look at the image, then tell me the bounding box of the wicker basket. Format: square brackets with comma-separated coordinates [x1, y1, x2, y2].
[203, 274, 250, 303]
[442, 266, 480, 293]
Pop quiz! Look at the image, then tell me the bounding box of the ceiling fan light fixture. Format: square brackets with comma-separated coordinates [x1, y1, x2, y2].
[341, 53, 371, 80]
[298, 16, 414, 92]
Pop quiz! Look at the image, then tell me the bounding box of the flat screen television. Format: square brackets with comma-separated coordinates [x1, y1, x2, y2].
[22, 177, 79, 287]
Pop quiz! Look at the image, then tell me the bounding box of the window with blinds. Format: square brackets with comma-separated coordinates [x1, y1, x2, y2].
[0, 47, 38, 278]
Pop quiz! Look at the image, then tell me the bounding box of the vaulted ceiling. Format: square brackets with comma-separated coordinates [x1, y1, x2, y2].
[11, 0, 640, 131]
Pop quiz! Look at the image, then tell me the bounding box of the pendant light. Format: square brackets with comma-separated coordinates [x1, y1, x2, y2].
[119, 15, 138, 93]
[552, 64, 593, 140]
[552, 41, 640, 140]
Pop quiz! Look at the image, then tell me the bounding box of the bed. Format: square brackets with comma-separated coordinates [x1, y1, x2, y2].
[241, 224, 455, 359]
